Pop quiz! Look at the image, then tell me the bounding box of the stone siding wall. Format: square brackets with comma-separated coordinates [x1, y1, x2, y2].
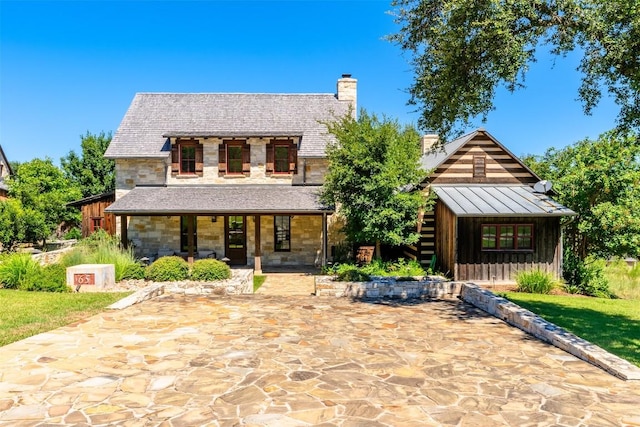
[259, 216, 322, 267]
[116, 159, 166, 191]
[129, 216, 180, 256]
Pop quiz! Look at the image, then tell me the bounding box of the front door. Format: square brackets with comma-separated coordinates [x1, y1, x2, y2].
[180, 215, 197, 253]
[225, 215, 247, 265]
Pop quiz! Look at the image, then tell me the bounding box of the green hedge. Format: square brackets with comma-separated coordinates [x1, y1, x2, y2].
[145, 256, 190, 281]
[190, 259, 231, 281]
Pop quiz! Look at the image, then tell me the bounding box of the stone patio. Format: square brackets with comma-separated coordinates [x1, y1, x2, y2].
[1, 293, 639, 426]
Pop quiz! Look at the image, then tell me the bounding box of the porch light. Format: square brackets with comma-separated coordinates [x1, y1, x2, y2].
[211, 216, 217, 222]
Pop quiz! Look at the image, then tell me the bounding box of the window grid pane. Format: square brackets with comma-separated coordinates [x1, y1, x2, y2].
[482, 224, 533, 251]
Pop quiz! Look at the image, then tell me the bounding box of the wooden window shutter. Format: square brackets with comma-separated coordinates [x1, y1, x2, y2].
[171, 143, 179, 174]
[242, 143, 251, 175]
[289, 142, 298, 174]
[195, 143, 204, 176]
[266, 142, 274, 174]
[218, 143, 226, 175]
[473, 155, 486, 178]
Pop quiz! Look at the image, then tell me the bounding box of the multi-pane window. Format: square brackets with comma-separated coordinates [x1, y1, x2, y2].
[219, 141, 250, 176]
[171, 139, 203, 176]
[91, 217, 104, 233]
[181, 144, 196, 174]
[482, 224, 533, 251]
[227, 144, 243, 174]
[266, 140, 297, 175]
[274, 215, 291, 251]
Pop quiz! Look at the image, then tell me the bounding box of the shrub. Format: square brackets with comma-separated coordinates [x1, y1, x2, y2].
[20, 263, 70, 292]
[563, 253, 612, 298]
[0, 253, 42, 289]
[336, 265, 370, 282]
[190, 259, 231, 281]
[64, 227, 82, 240]
[515, 269, 560, 294]
[145, 256, 189, 281]
[120, 262, 146, 280]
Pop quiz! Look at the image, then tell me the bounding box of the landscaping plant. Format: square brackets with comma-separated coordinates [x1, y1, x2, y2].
[0, 253, 42, 289]
[515, 269, 560, 294]
[145, 256, 190, 281]
[190, 259, 231, 281]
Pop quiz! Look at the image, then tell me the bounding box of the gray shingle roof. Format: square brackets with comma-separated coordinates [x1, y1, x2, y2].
[104, 185, 332, 215]
[432, 185, 575, 217]
[105, 93, 351, 159]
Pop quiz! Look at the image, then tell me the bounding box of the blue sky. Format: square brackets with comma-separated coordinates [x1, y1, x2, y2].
[1, 0, 619, 165]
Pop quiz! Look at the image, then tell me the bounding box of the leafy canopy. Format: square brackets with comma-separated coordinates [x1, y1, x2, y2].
[523, 130, 640, 260]
[8, 158, 81, 244]
[389, 0, 640, 141]
[61, 131, 114, 198]
[321, 109, 431, 248]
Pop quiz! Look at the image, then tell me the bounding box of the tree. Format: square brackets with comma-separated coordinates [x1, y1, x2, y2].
[523, 130, 640, 260]
[0, 199, 27, 251]
[320, 109, 431, 257]
[389, 0, 640, 142]
[61, 131, 114, 198]
[8, 158, 81, 244]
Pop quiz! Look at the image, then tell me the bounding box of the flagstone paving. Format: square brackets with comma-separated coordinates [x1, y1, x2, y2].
[1, 293, 639, 426]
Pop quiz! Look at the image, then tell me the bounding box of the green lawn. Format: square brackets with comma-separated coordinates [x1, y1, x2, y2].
[503, 292, 640, 367]
[253, 275, 267, 292]
[0, 289, 131, 347]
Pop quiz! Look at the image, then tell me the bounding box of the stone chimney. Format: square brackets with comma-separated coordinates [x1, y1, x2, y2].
[337, 74, 357, 117]
[421, 134, 439, 154]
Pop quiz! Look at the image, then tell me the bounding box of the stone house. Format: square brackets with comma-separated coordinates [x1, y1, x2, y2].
[0, 144, 12, 200]
[408, 129, 575, 282]
[105, 75, 356, 271]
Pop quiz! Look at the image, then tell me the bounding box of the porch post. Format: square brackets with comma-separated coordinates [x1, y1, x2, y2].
[120, 215, 128, 248]
[322, 213, 328, 267]
[254, 215, 262, 274]
[187, 215, 195, 264]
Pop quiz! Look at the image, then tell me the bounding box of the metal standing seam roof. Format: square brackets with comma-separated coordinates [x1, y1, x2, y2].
[105, 93, 351, 159]
[432, 185, 575, 217]
[104, 185, 332, 215]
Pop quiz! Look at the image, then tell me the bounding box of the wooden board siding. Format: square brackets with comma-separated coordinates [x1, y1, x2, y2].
[455, 216, 561, 281]
[434, 201, 457, 278]
[79, 200, 116, 238]
[430, 134, 538, 185]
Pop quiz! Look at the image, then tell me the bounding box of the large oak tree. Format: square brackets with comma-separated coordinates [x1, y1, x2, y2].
[389, 0, 640, 141]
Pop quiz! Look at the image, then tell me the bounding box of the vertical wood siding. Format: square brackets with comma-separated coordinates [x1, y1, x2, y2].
[455, 216, 561, 281]
[80, 200, 116, 237]
[430, 134, 538, 185]
[434, 201, 457, 278]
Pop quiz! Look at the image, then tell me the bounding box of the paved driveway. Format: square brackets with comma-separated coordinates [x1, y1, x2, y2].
[1, 294, 639, 426]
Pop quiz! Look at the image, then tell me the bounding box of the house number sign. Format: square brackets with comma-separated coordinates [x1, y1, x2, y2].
[74, 273, 95, 286]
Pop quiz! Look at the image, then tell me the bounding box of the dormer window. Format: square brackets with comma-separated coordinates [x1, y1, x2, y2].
[266, 139, 297, 175]
[219, 140, 250, 176]
[171, 139, 203, 176]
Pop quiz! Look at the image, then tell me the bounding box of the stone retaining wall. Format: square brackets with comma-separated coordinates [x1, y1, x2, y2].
[314, 275, 461, 299]
[163, 268, 253, 295]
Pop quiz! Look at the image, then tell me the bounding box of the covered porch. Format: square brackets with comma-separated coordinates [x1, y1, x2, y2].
[105, 185, 334, 273]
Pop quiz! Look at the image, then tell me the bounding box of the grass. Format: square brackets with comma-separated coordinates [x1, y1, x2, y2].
[604, 259, 640, 300]
[0, 289, 131, 347]
[253, 275, 266, 292]
[503, 292, 640, 367]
